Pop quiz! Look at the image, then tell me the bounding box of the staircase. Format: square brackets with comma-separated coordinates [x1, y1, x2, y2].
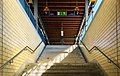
[42, 47, 106, 76]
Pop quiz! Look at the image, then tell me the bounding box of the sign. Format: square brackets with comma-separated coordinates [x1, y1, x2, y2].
[57, 11, 67, 16]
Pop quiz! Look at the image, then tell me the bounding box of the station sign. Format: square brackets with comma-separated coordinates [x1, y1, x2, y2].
[57, 11, 67, 16]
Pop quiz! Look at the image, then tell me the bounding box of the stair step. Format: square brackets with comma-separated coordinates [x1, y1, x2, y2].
[47, 68, 97, 71]
[41, 47, 105, 76]
[42, 72, 101, 76]
[45, 70, 100, 73]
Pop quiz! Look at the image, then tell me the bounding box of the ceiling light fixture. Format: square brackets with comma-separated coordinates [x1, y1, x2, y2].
[61, 30, 64, 36]
[43, 2, 49, 11]
[61, 23, 64, 45]
[74, 6, 80, 11]
[28, 0, 33, 4]
[90, 0, 96, 4]
[61, 23, 64, 37]
[74, 1, 80, 11]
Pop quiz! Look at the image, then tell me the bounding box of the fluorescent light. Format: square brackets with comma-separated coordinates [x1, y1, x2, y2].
[61, 30, 64, 36]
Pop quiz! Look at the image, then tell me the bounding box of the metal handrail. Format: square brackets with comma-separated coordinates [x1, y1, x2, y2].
[77, 45, 88, 63]
[80, 40, 120, 69]
[38, 17, 49, 44]
[0, 41, 42, 69]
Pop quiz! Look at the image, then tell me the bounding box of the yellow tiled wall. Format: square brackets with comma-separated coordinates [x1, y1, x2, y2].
[83, 0, 120, 76]
[0, 0, 45, 76]
[0, 0, 3, 76]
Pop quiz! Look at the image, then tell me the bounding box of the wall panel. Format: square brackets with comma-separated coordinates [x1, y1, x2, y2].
[0, 0, 3, 75]
[83, 0, 120, 76]
[0, 0, 45, 76]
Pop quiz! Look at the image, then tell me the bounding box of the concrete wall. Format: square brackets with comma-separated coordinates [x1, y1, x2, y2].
[83, 0, 120, 76]
[0, 0, 45, 76]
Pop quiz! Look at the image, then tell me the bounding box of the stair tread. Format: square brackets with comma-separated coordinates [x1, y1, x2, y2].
[42, 47, 105, 76]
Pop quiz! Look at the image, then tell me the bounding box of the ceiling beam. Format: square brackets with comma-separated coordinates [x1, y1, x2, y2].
[41, 16, 83, 18]
[44, 25, 79, 27]
[43, 24, 81, 27]
[42, 21, 81, 23]
[49, 37, 75, 39]
[45, 27, 79, 29]
[42, 18, 82, 21]
[38, 2, 85, 4]
[38, 9, 85, 11]
[38, 6, 85, 8]
[43, 22, 81, 25]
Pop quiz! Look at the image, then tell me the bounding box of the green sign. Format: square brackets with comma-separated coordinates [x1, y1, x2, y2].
[57, 11, 67, 16]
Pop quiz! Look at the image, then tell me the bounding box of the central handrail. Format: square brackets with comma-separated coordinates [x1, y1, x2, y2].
[0, 41, 42, 69]
[77, 45, 88, 63]
[80, 41, 120, 69]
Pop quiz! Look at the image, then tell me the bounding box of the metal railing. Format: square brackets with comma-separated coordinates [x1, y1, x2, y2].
[77, 45, 88, 63]
[79, 40, 120, 69]
[0, 41, 42, 69]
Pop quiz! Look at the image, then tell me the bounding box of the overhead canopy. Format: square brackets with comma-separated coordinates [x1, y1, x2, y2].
[28, 0, 86, 45]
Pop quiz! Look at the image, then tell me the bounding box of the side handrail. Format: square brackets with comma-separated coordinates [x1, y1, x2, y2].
[80, 41, 120, 69]
[77, 45, 88, 63]
[0, 41, 42, 69]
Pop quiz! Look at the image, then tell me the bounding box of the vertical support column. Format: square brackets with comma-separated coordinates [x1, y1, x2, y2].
[85, 0, 88, 31]
[34, 0, 38, 31]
